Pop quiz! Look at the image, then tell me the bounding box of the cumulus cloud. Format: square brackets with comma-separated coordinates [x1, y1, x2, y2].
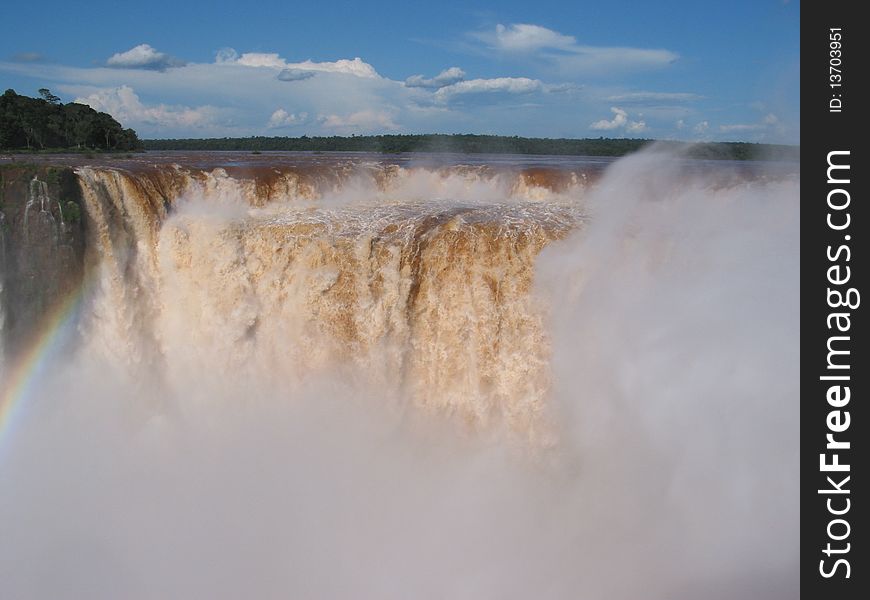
[1, 44, 790, 141]
[590, 106, 628, 130]
[433, 77, 542, 103]
[694, 121, 710, 134]
[31, 57, 404, 136]
[218, 49, 380, 78]
[230, 53, 286, 68]
[405, 67, 466, 89]
[589, 106, 628, 129]
[590, 106, 647, 133]
[319, 110, 399, 132]
[106, 44, 185, 71]
[74, 85, 218, 129]
[473, 23, 678, 74]
[267, 109, 309, 128]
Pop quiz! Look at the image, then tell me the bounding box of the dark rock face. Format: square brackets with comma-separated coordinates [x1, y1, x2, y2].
[0, 165, 86, 356]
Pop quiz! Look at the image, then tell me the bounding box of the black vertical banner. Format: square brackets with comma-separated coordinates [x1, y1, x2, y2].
[803, 2, 867, 598]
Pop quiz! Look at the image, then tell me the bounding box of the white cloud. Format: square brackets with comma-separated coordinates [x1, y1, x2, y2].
[268, 109, 309, 128]
[590, 107, 627, 130]
[106, 44, 185, 71]
[544, 83, 582, 93]
[319, 110, 399, 132]
[719, 123, 764, 133]
[555, 47, 677, 74]
[433, 77, 542, 102]
[4, 46, 786, 141]
[220, 50, 380, 78]
[490, 23, 577, 52]
[405, 67, 466, 89]
[590, 106, 646, 133]
[24, 58, 405, 136]
[676, 119, 686, 130]
[694, 121, 709, 134]
[230, 52, 286, 68]
[74, 85, 219, 129]
[286, 58, 380, 78]
[719, 114, 781, 134]
[473, 23, 678, 74]
[605, 92, 702, 103]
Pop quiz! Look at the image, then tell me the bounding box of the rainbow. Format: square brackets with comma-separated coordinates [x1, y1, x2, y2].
[0, 282, 87, 445]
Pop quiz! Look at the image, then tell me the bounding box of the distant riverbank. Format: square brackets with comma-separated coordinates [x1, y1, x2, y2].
[141, 134, 799, 162]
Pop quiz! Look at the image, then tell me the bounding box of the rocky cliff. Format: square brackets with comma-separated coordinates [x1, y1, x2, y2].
[0, 164, 86, 355]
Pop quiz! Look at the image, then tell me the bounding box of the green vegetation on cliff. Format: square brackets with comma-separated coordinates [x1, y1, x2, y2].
[143, 134, 798, 161]
[0, 89, 142, 152]
[0, 162, 87, 356]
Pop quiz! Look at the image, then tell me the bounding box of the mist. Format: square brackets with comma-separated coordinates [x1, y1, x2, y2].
[0, 149, 799, 599]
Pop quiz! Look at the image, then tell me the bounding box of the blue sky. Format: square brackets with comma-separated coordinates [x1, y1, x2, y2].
[0, 0, 799, 142]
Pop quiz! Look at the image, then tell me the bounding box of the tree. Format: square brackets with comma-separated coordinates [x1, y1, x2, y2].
[63, 103, 95, 149]
[38, 88, 62, 105]
[0, 89, 142, 152]
[92, 111, 120, 150]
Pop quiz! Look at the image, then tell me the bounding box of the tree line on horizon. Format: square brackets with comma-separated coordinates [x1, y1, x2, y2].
[0, 89, 141, 152]
[143, 134, 798, 161]
[0, 88, 797, 161]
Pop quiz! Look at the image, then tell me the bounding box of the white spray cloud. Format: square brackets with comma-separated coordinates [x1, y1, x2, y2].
[536, 148, 799, 599]
[0, 150, 798, 599]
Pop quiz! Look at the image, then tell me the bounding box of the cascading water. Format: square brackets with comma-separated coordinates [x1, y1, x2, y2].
[24, 176, 65, 237]
[0, 150, 799, 600]
[72, 161, 581, 436]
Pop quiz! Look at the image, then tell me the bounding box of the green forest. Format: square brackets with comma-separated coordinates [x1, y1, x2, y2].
[0, 89, 141, 152]
[144, 134, 798, 161]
